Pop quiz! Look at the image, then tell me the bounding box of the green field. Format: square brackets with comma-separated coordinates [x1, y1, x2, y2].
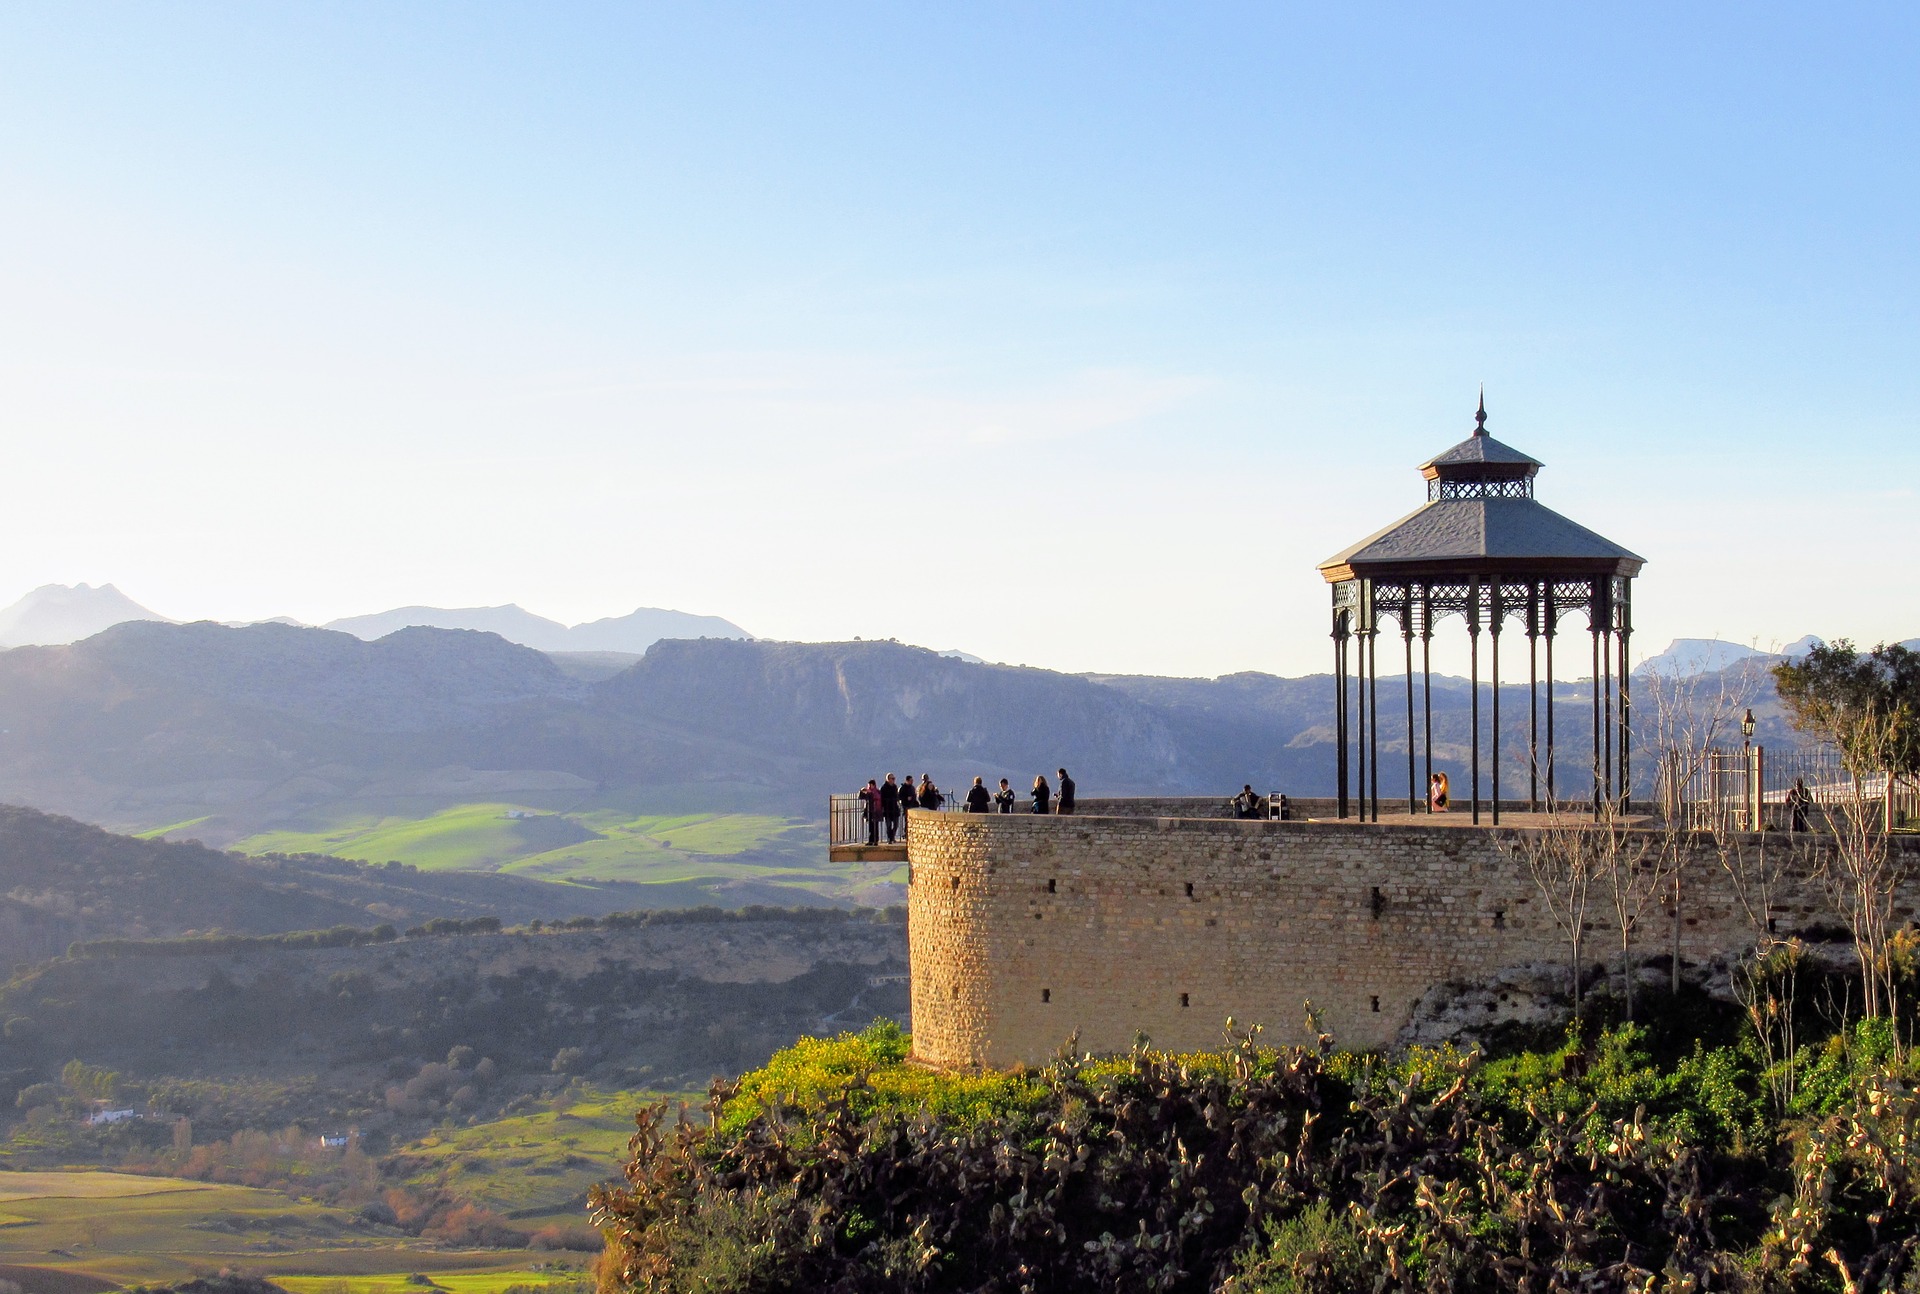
[274, 1272, 588, 1294]
[235, 803, 806, 874]
[392, 1087, 658, 1225]
[0, 1171, 526, 1287]
[0, 1091, 648, 1286]
[223, 796, 908, 906]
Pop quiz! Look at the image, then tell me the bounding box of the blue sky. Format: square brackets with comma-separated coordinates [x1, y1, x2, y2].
[0, 4, 1914, 675]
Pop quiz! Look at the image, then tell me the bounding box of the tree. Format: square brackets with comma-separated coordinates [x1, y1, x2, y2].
[1639, 658, 1768, 994]
[1503, 816, 1597, 1017]
[1773, 640, 1920, 782]
[1774, 640, 1915, 1021]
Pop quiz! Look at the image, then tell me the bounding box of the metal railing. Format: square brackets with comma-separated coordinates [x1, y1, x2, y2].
[829, 791, 969, 847]
[1654, 745, 1920, 831]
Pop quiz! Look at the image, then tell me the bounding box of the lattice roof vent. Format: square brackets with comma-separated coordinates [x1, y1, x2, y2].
[1415, 390, 1542, 501]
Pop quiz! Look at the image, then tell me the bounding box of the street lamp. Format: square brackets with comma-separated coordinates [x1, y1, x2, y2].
[1742, 709, 1756, 748]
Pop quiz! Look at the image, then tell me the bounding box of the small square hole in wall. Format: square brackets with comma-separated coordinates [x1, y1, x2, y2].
[1179, 993, 1190, 1008]
[950, 876, 960, 890]
[1041, 988, 1051, 1003]
[1047, 878, 1057, 893]
[1371, 995, 1380, 1013]
[951, 984, 959, 999]
[1493, 909, 1506, 929]
[1184, 882, 1195, 898]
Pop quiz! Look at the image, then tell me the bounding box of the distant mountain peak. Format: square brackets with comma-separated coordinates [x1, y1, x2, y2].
[323, 603, 751, 655]
[1635, 634, 1828, 679]
[0, 582, 172, 648]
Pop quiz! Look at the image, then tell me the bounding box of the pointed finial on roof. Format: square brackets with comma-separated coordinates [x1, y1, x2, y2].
[1474, 386, 1487, 436]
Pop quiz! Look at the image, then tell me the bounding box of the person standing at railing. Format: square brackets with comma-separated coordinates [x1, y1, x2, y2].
[995, 778, 1016, 813]
[1056, 769, 1076, 815]
[1787, 777, 1812, 833]
[880, 773, 903, 843]
[965, 777, 992, 812]
[918, 774, 944, 811]
[858, 779, 883, 846]
[1031, 774, 1052, 814]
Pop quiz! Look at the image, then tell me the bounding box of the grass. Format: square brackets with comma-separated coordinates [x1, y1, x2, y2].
[0, 1172, 212, 1202]
[221, 797, 912, 905]
[234, 803, 816, 882]
[393, 1087, 659, 1223]
[0, 1175, 507, 1287]
[131, 816, 213, 841]
[273, 1272, 589, 1294]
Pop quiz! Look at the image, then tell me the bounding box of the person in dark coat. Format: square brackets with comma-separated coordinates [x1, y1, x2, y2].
[1234, 784, 1260, 819]
[858, 779, 882, 845]
[994, 778, 1016, 813]
[1031, 774, 1051, 814]
[1787, 778, 1812, 833]
[880, 773, 902, 843]
[918, 775, 943, 811]
[1056, 768, 1076, 815]
[965, 776, 992, 812]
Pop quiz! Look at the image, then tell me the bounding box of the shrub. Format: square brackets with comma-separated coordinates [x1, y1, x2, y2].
[594, 1022, 1920, 1294]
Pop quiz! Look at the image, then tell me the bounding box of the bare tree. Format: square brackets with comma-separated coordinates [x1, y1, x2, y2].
[1504, 814, 1598, 1018]
[1639, 656, 1768, 995]
[1590, 803, 1661, 1020]
[1716, 830, 1811, 1115]
[1820, 706, 1907, 1022]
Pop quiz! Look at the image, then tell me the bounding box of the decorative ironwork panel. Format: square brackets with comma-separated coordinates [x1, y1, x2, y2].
[1426, 478, 1535, 502]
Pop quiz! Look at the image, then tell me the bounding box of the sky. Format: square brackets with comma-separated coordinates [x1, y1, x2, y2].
[0, 3, 1915, 678]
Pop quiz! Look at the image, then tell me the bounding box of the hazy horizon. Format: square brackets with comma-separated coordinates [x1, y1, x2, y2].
[3, 6, 1916, 677]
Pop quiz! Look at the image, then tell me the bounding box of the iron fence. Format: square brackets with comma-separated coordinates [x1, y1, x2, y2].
[1654, 744, 1919, 831]
[829, 790, 971, 847]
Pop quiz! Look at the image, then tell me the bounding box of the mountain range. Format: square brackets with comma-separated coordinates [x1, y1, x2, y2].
[0, 618, 1846, 848]
[0, 583, 750, 655]
[322, 603, 750, 653]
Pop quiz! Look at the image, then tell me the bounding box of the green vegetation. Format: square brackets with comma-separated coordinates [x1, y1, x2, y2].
[596, 1003, 1920, 1293]
[273, 1272, 590, 1294]
[233, 804, 813, 881]
[0, 1171, 508, 1288]
[1774, 639, 1920, 781]
[222, 800, 897, 903]
[389, 1086, 655, 1226]
[131, 816, 214, 841]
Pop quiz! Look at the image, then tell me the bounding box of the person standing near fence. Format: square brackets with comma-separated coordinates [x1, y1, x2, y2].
[1031, 774, 1052, 814]
[995, 778, 1016, 813]
[880, 773, 902, 843]
[1056, 768, 1076, 815]
[1787, 777, 1812, 833]
[919, 774, 943, 811]
[859, 779, 882, 845]
[965, 776, 992, 812]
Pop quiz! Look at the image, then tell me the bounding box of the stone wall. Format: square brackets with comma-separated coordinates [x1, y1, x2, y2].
[903, 809, 1920, 1070]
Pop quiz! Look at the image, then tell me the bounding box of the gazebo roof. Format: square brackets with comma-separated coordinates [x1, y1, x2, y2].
[1317, 497, 1645, 581]
[1318, 396, 1644, 582]
[1418, 432, 1542, 473]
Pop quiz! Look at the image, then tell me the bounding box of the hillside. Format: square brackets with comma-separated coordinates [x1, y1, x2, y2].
[0, 910, 907, 1137]
[0, 620, 1874, 888]
[0, 804, 652, 963]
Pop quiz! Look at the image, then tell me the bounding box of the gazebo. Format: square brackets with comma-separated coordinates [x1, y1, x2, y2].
[1317, 396, 1645, 823]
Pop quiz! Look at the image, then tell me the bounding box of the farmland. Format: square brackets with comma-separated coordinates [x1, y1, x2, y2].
[0, 1087, 640, 1289]
[223, 801, 897, 906]
[0, 1170, 530, 1289]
